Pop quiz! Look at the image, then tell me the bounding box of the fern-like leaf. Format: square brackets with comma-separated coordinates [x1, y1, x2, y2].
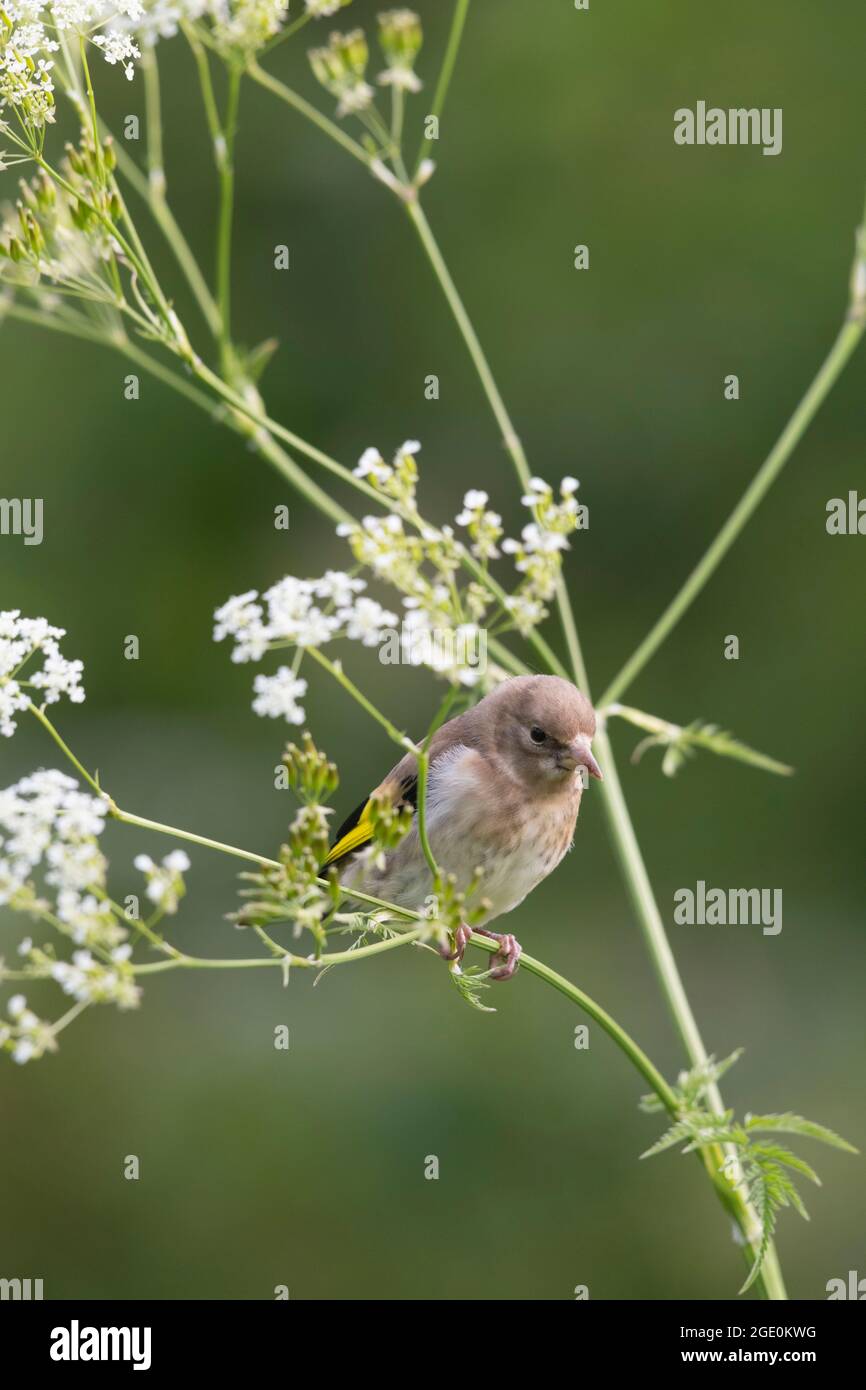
[450, 966, 496, 1014]
[744, 1113, 859, 1153]
[740, 1172, 777, 1294]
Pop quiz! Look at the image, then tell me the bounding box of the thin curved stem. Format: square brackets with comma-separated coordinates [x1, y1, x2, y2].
[307, 647, 416, 754]
[134, 927, 426, 974]
[413, 0, 472, 176]
[246, 60, 371, 169]
[217, 64, 242, 370]
[405, 199, 532, 484]
[114, 139, 221, 338]
[599, 314, 866, 706]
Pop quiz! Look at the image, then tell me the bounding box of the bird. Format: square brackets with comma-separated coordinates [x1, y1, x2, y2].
[323, 674, 602, 980]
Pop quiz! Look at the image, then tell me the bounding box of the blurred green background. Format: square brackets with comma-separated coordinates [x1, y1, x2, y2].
[1, 0, 864, 1300]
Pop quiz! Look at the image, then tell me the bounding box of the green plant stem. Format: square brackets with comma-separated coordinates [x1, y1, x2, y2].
[190, 359, 378, 510]
[1, 301, 110, 347]
[405, 199, 532, 484]
[78, 39, 104, 186]
[246, 60, 371, 169]
[600, 314, 866, 706]
[413, 0, 471, 176]
[306, 647, 416, 754]
[134, 927, 426, 974]
[185, 22, 223, 155]
[217, 64, 242, 371]
[141, 47, 165, 198]
[115, 141, 222, 338]
[401, 191, 789, 1299]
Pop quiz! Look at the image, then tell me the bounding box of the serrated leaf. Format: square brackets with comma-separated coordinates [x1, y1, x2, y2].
[739, 1176, 776, 1294]
[609, 705, 792, 778]
[744, 1113, 858, 1153]
[681, 723, 793, 777]
[450, 966, 496, 1014]
[640, 1121, 694, 1159]
[752, 1142, 821, 1186]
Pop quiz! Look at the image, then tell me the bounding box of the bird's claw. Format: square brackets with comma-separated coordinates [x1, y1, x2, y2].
[441, 922, 472, 967]
[441, 924, 522, 981]
[486, 932, 522, 981]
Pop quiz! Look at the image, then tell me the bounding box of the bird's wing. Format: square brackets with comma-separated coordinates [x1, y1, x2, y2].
[323, 754, 418, 871]
[323, 710, 480, 872]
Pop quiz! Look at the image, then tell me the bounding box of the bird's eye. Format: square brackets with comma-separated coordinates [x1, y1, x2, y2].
[530, 725, 546, 744]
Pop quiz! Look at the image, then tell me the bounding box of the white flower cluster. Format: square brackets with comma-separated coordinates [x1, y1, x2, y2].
[0, 610, 85, 737]
[343, 444, 585, 654]
[454, 475, 585, 635]
[0, 1, 145, 130]
[214, 573, 398, 722]
[134, 848, 190, 914]
[2, 993, 55, 1064]
[0, 768, 146, 1059]
[51, 944, 140, 1010]
[217, 439, 588, 705]
[0, 767, 108, 915]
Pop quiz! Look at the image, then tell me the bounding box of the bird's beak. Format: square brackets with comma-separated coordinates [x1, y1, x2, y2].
[559, 736, 603, 781]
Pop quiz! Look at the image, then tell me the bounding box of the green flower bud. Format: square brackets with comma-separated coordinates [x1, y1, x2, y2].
[376, 8, 422, 90]
[308, 29, 373, 116]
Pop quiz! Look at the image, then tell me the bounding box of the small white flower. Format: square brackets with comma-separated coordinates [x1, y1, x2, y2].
[163, 849, 190, 873]
[313, 570, 366, 607]
[251, 669, 308, 724]
[213, 591, 270, 663]
[354, 447, 391, 483]
[339, 596, 398, 647]
[462, 489, 488, 511]
[8, 994, 26, 1019]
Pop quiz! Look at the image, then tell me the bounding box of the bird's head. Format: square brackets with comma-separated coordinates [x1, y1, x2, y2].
[478, 674, 602, 792]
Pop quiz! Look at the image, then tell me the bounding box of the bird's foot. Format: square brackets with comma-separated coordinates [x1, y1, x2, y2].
[440, 924, 522, 980]
[473, 927, 522, 981]
[441, 922, 472, 969]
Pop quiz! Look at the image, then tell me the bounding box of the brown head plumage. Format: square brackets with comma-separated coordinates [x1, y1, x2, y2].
[462, 674, 601, 794]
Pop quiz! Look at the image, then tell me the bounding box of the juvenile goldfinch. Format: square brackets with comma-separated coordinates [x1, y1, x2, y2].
[325, 675, 602, 979]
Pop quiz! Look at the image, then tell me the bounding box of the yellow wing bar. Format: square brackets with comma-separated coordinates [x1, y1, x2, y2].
[323, 796, 374, 868]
